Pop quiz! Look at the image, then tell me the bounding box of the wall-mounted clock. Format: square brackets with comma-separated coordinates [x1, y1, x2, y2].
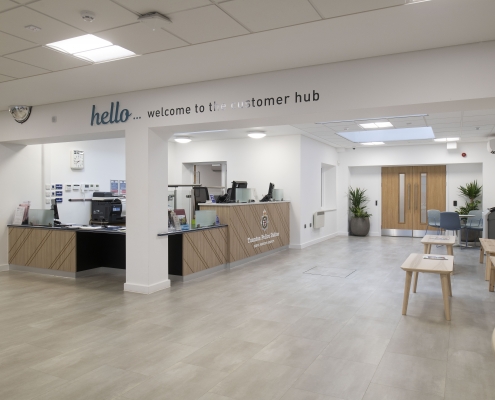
[70, 149, 84, 170]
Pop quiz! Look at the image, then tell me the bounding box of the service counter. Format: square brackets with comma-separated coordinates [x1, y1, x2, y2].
[200, 201, 290, 265]
[7, 201, 290, 282]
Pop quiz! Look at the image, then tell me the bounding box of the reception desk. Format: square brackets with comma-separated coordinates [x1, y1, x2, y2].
[200, 201, 290, 266]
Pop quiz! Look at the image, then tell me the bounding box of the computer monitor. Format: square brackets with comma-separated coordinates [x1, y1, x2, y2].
[261, 182, 275, 202]
[229, 181, 247, 202]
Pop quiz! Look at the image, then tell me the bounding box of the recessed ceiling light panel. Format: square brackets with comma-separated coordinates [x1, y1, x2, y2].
[74, 45, 136, 63]
[361, 142, 385, 146]
[434, 137, 459, 142]
[47, 34, 112, 54]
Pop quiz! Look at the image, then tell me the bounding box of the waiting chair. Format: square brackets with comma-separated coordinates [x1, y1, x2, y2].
[193, 187, 209, 211]
[440, 212, 462, 238]
[464, 209, 483, 247]
[425, 209, 441, 235]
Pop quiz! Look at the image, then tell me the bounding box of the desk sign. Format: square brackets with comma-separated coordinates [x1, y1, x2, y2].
[209, 194, 216, 203]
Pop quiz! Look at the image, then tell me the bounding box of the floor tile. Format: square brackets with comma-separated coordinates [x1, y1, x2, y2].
[182, 337, 264, 373]
[280, 388, 343, 400]
[210, 359, 304, 400]
[294, 355, 376, 400]
[323, 332, 389, 365]
[283, 317, 347, 342]
[253, 334, 327, 369]
[221, 318, 290, 345]
[362, 383, 444, 400]
[372, 352, 447, 397]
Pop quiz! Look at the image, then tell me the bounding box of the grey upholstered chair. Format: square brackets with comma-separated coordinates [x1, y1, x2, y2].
[464, 209, 483, 247]
[426, 209, 441, 235]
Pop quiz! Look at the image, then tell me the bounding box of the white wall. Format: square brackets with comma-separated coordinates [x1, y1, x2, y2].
[195, 164, 223, 196]
[447, 163, 483, 212]
[44, 138, 126, 225]
[0, 144, 42, 268]
[299, 135, 339, 247]
[338, 142, 492, 234]
[349, 167, 382, 236]
[169, 135, 302, 245]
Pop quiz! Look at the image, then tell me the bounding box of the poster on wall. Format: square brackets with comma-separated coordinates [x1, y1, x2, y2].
[110, 180, 119, 195]
[119, 180, 126, 195]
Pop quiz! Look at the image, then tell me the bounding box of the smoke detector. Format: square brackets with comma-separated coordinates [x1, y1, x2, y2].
[137, 12, 171, 30]
[81, 11, 95, 22]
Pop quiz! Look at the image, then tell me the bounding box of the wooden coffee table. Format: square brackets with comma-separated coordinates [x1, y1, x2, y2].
[413, 235, 455, 293]
[401, 253, 454, 320]
[479, 239, 495, 281]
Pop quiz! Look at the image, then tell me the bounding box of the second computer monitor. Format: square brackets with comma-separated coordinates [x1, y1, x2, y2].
[230, 181, 247, 202]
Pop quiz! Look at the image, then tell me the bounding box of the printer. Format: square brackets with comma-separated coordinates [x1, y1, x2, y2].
[91, 192, 126, 224]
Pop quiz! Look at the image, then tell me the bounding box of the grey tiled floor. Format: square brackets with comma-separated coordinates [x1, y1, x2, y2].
[1, 236, 495, 400]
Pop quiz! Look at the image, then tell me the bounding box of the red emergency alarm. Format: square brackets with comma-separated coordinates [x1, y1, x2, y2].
[461, 153, 467, 157]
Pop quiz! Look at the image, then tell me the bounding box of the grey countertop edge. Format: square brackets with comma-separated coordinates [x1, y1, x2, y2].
[158, 224, 228, 237]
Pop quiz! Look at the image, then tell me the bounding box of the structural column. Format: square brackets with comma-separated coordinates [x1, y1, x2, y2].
[125, 126, 171, 294]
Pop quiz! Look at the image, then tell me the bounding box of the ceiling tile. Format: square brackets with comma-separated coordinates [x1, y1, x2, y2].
[0, 6, 85, 44]
[310, 0, 403, 19]
[463, 115, 495, 124]
[463, 109, 495, 117]
[302, 126, 333, 133]
[428, 122, 461, 129]
[426, 111, 463, 119]
[113, 0, 211, 15]
[5, 46, 90, 71]
[0, 0, 18, 12]
[425, 117, 461, 124]
[96, 23, 188, 55]
[28, 0, 138, 33]
[0, 31, 37, 55]
[0, 56, 49, 77]
[0, 73, 15, 82]
[164, 5, 248, 44]
[220, 0, 321, 32]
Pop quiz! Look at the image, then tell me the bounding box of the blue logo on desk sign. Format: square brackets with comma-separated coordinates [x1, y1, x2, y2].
[91, 102, 131, 126]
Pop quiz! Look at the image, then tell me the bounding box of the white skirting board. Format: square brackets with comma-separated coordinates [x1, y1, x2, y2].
[290, 233, 339, 250]
[124, 279, 171, 294]
[0, 264, 9, 272]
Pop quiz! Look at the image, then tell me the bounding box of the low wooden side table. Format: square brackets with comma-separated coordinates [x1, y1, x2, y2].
[479, 239, 495, 281]
[400, 253, 454, 321]
[489, 256, 495, 292]
[414, 235, 455, 293]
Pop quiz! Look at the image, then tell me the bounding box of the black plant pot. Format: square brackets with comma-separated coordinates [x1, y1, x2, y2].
[350, 217, 370, 236]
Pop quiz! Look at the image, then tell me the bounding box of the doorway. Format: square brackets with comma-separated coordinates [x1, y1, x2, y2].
[382, 166, 446, 237]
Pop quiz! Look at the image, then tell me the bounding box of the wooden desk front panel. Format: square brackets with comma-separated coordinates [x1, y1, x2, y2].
[8, 227, 76, 272]
[201, 203, 290, 263]
[182, 227, 228, 276]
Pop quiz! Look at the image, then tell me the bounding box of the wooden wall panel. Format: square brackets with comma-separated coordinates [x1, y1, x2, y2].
[9, 227, 76, 272]
[201, 203, 290, 263]
[182, 227, 228, 275]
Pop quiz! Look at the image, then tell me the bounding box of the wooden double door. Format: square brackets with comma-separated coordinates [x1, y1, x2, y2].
[382, 166, 446, 237]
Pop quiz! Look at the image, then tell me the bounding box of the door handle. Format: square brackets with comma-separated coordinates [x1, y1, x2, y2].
[408, 184, 411, 210]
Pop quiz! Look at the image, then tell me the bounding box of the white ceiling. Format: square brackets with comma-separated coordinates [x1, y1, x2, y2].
[176, 110, 495, 148]
[0, 0, 495, 109]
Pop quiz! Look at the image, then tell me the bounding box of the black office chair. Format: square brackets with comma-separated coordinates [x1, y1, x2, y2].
[193, 187, 209, 211]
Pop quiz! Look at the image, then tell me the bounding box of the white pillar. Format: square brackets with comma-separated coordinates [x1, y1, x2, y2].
[124, 127, 171, 294]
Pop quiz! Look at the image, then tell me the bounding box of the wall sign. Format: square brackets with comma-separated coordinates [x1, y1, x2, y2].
[91, 102, 131, 126]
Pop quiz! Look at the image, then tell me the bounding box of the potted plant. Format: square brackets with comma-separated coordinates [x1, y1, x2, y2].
[348, 186, 372, 236]
[456, 180, 482, 241]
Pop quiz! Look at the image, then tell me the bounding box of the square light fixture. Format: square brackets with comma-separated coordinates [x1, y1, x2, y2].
[46, 34, 136, 63]
[75, 45, 135, 63]
[359, 122, 393, 129]
[361, 142, 385, 145]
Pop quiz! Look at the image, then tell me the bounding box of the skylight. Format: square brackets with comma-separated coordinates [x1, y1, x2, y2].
[46, 34, 136, 63]
[336, 127, 435, 143]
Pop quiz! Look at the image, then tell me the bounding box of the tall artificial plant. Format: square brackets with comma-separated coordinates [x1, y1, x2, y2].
[456, 180, 482, 214]
[348, 186, 372, 218]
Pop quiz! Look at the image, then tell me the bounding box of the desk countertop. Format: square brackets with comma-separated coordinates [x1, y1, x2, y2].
[158, 224, 228, 237]
[200, 201, 290, 207]
[8, 225, 126, 235]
